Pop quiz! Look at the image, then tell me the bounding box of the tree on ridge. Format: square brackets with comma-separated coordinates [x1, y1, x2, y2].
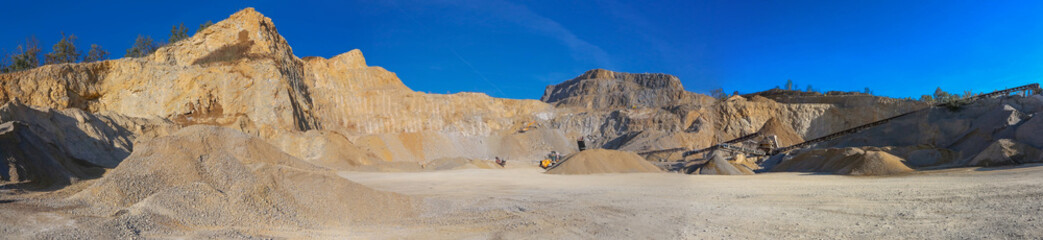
[197, 20, 214, 33]
[44, 32, 80, 65]
[169, 23, 189, 43]
[83, 44, 109, 62]
[3, 36, 42, 73]
[125, 35, 161, 58]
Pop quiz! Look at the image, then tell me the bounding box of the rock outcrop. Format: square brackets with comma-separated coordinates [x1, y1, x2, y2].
[542, 69, 711, 109]
[0, 101, 175, 188]
[540, 69, 927, 157]
[0, 8, 561, 165]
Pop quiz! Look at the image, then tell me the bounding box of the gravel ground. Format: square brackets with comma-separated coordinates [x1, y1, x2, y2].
[3, 164, 1042, 239]
[340, 164, 1043, 239]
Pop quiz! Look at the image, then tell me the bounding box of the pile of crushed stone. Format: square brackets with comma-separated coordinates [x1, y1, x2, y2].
[771, 147, 913, 176]
[546, 149, 661, 174]
[691, 154, 754, 175]
[757, 117, 804, 147]
[56, 126, 415, 238]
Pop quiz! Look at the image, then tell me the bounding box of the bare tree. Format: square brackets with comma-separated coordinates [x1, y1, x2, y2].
[934, 87, 953, 102]
[169, 23, 190, 43]
[920, 95, 933, 103]
[83, 44, 109, 62]
[197, 20, 214, 33]
[125, 35, 160, 58]
[709, 88, 728, 99]
[0, 49, 7, 73]
[44, 32, 81, 65]
[4, 36, 42, 72]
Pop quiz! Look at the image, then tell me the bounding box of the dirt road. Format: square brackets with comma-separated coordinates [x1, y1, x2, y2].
[341, 165, 1043, 239]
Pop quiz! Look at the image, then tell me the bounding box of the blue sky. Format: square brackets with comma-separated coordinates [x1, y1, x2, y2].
[2, 0, 1042, 99]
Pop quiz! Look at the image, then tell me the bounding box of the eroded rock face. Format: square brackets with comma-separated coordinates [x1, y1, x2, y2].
[0, 8, 560, 164]
[540, 69, 927, 155]
[0, 7, 964, 168]
[0, 101, 175, 188]
[542, 69, 709, 109]
[0, 8, 319, 139]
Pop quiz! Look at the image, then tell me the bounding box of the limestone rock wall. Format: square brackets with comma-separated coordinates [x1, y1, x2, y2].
[0, 8, 561, 165]
[542, 69, 713, 109]
[0, 7, 946, 168]
[540, 70, 930, 154]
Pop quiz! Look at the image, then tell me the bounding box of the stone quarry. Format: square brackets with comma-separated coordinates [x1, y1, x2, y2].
[2, 8, 1043, 239]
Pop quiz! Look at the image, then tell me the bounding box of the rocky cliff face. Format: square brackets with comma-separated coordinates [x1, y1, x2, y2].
[0, 7, 946, 175]
[0, 8, 565, 168]
[539, 69, 929, 155]
[0, 9, 318, 139]
[0, 8, 552, 139]
[542, 69, 712, 109]
[0, 101, 175, 188]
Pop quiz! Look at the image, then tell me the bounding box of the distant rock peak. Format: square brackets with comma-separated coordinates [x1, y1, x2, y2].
[150, 7, 294, 66]
[541, 69, 705, 108]
[572, 69, 682, 89]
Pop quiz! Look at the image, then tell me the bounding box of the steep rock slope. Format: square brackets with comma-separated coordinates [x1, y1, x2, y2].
[0, 8, 563, 164]
[819, 95, 1043, 167]
[542, 69, 709, 109]
[541, 69, 926, 156]
[0, 9, 319, 139]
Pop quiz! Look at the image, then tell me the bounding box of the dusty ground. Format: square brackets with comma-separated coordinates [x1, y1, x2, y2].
[341, 165, 1043, 239]
[2, 164, 1042, 239]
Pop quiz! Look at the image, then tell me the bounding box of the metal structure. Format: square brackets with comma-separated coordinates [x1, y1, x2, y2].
[637, 147, 686, 156]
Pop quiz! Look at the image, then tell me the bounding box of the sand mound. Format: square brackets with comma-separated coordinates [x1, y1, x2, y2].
[695, 154, 754, 175]
[276, 130, 383, 170]
[968, 139, 1043, 167]
[757, 117, 804, 147]
[67, 126, 414, 234]
[546, 149, 661, 174]
[423, 157, 500, 170]
[880, 145, 958, 168]
[353, 128, 574, 165]
[772, 147, 913, 175]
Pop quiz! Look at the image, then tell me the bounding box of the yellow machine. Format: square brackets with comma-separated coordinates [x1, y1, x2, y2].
[540, 151, 562, 169]
[519, 121, 536, 133]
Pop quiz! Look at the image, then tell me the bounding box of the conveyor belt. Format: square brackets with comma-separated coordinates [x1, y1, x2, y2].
[771, 83, 1041, 155]
[683, 83, 1041, 158]
[637, 147, 686, 156]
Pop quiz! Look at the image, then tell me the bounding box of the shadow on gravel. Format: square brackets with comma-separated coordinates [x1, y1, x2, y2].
[974, 163, 1043, 171]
